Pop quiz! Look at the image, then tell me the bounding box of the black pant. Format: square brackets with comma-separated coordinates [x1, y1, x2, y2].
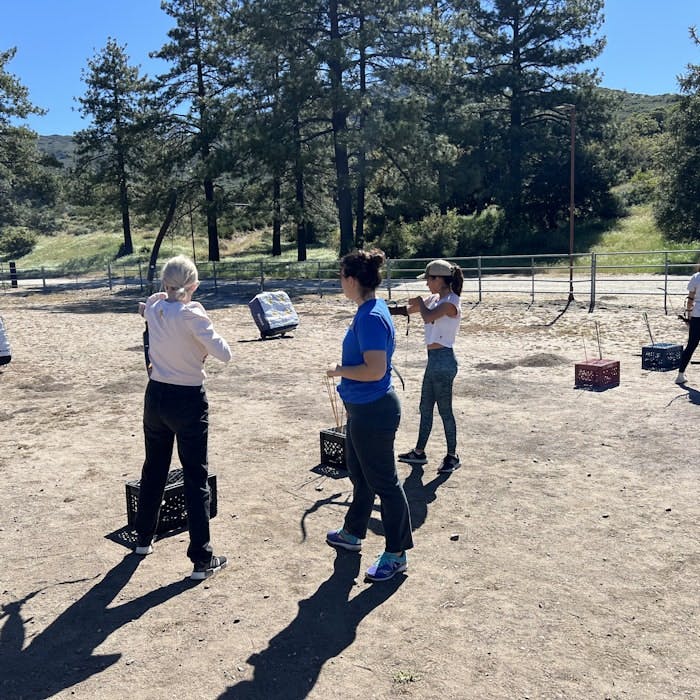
[680, 317, 700, 372]
[135, 380, 213, 564]
[343, 390, 413, 554]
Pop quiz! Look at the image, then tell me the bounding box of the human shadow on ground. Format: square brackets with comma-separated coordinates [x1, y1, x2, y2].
[0, 554, 196, 699]
[301, 457, 451, 544]
[678, 383, 700, 406]
[401, 463, 451, 531]
[218, 552, 404, 699]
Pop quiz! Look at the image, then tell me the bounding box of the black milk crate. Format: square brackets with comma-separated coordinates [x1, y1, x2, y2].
[320, 426, 347, 469]
[641, 342, 682, 371]
[125, 468, 217, 534]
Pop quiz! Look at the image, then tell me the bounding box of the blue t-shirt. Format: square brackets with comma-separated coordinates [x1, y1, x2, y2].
[338, 298, 395, 404]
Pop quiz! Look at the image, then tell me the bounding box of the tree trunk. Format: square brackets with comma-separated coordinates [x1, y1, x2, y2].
[293, 115, 307, 262]
[147, 189, 178, 288]
[354, 12, 367, 249]
[329, 0, 354, 256]
[204, 177, 220, 261]
[116, 150, 133, 255]
[272, 173, 282, 256]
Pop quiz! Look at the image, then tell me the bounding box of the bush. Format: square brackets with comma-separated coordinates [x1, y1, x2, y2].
[0, 228, 37, 260]
[376, 208, 505, 259]
[375, 219, 416, 259]
[455, 207, 505, 256]
[614, 171, 659, 208]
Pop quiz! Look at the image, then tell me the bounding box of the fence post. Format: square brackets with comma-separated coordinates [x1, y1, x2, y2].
[317, 261, 322, 296]
[107, 263, 113, 291]
[588, 253, 596, 312]
[260, 261, 264, 292]
[477, 257, 482, 302]
[9, 261, 18, 288]
[138, 261, 144, 293]
[386, 258, 392, 300]
[42, 266, 47, 291]
[530, 256, 535, 304]
[663, 252, 669, 315]
[213, 261, 218, 293]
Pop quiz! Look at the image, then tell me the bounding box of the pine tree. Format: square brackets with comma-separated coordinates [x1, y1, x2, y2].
[75, 39, 152, 256]
[468, 0, 605, 233]
[152, 0, 234, 261]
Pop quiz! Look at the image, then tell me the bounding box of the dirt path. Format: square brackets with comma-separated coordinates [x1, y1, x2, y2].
[0, 287, 698, 699]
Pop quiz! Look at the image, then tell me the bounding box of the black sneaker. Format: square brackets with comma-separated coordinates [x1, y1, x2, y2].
[397, 449, 428, 465]
[191, 554, 228, 580]
[437, 454, 461, 473]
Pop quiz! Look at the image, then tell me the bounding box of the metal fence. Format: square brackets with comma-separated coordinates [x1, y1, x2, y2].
[2, 250, 699, 313]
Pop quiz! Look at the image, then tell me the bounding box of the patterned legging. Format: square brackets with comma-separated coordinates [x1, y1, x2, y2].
[416, 347, 458, 455]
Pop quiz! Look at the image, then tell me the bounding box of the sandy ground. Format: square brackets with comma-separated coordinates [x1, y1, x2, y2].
[0, 284, 699, 700]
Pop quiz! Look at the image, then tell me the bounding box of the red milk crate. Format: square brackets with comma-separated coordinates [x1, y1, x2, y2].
[574, 359, 620, 391]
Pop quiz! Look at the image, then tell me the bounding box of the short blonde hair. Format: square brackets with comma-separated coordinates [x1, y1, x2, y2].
[161, 255, 199, 300]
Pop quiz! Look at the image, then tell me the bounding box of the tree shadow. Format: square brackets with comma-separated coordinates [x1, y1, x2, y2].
[0, 554, 196, 699]
[218, 552, 404, 699]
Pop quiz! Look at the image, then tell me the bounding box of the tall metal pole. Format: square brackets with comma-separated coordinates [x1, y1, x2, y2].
[568, 106, 576, 302]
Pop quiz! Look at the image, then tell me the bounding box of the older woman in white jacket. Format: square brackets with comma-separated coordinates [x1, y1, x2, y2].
[135, 255, 231, 581]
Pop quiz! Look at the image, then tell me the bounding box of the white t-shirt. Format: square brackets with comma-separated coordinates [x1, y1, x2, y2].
[144, 292, 232, 386]
[688, 273, 700, 318]
[423, 292, 461, 348]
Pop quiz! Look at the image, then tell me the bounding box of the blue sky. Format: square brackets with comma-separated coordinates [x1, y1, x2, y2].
[1, 0, 698, 135]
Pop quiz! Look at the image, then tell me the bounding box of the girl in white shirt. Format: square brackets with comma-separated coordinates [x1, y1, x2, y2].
[135, 255, 231, 581]
[391, 259, 463, 474]
[676, 268, 700, 384]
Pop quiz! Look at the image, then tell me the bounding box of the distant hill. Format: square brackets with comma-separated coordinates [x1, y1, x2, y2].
[598, 88, 681, 120]
[37, 134, 76, 168]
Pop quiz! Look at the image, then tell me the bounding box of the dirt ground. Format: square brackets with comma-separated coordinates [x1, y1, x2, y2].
[1, 283, 699, 700]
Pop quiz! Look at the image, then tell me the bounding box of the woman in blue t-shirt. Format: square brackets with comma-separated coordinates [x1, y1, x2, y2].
[325, 249, 413, 582]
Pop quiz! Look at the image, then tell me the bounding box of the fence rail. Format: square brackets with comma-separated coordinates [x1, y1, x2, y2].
[2, 251, 699, 313]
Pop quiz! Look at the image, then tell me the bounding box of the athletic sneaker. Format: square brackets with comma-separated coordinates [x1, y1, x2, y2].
[397, 449, 428, 465]
[134, 543, 153, 555]
[438, 454, 461, 473]
[675, 372, 687, 384]
[190, 554, 228, 580]
[365, 551, 407, 582]
[326, 528, 362, 552]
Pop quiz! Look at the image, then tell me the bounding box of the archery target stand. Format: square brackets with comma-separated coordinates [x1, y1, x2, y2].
[640, 313, 682, 371]
[575, 321, 620, 391]
[641, 343, 682, 371]
[575, 359, 620, 391]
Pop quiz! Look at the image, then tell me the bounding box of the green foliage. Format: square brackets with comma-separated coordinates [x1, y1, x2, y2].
[9, 1, 696, 263]
[614, 171, 660, 208]
[0, 228, 37, 260]
[375, 208, 505, 259]
[455, 207, 505, 256]
[654, 49, 700, 242]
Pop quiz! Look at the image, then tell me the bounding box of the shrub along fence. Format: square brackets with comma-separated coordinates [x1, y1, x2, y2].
[1, 250, 699, 313]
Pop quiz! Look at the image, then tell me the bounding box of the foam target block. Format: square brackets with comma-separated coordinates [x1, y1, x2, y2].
[248, 290, 299, 338]
[0, 316, 11, 366]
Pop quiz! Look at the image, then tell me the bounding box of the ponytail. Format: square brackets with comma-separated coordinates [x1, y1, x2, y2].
[450, 265, 463, 296]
